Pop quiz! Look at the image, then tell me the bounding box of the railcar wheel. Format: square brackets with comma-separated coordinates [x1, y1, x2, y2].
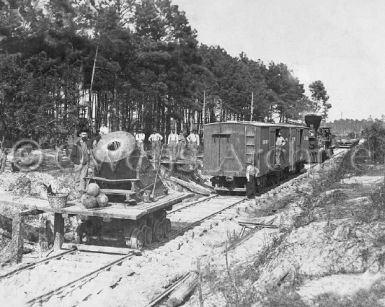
[141, 225, 153, 245]
[153, 219, 164, 241]
[130, 228, 144, 249]
[162, 218, 172, 238]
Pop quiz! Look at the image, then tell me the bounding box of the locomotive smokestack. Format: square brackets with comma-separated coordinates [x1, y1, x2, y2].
[304, 114, 322, 132]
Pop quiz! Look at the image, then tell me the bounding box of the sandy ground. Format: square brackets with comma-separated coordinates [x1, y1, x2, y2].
[3, 150, 385, 306]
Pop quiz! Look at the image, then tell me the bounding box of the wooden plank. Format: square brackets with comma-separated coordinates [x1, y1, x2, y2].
[12, 214, 24, 263]
[169, 177, 212, 195]
[19, 209, 44, 216]
[86, 176, 140, 182]
[100, 189, 136, 195]
[53, 213, 64, 251]
[143, 193, 194, 215]
[61, 243, 135, 255]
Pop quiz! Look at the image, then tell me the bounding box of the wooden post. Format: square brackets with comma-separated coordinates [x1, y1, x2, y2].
[53, 213, 64, 251]
[89, 45, 99, 121]
[12, 214, 24, 263]
[197, 259, 204, 307]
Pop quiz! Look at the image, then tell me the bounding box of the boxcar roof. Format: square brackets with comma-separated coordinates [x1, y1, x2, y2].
[204, 121, 308, 129]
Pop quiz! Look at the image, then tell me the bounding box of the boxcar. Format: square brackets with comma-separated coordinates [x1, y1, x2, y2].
[203, 121, 309, 191]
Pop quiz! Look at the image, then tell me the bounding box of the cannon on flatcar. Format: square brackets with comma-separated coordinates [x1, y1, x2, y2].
[76, 131, 186, 249]
[203, 121, 309, 192]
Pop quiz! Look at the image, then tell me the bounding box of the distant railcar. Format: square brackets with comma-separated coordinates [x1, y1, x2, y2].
[203, 121, 309, 192]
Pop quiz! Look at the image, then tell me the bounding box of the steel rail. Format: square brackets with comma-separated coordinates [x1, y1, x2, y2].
[0, 248, 76, 280]
[26, 251, 136, 306]
[168, 194, 218, 214]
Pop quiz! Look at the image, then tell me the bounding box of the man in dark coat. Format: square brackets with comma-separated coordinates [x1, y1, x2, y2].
[246, 160, 260, 199]
[70, 130, 92, 192]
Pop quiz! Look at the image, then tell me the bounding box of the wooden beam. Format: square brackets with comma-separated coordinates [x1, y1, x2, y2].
[100, 189, 136, 195]
[61, 243, 136, 255]
[86, 176, 140, 183]
[12, 214, 24, 263]
[166, 272, 199, 307]
[19, 209, 44, 216]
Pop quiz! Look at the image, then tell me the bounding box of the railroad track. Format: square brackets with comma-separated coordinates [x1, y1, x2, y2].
[168, 195, 245, 238]
[0, 248, 137, 306]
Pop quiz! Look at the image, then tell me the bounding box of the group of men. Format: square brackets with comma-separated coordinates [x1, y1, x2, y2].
[135, 128, 200, 162]
[70, 126, 201, 192]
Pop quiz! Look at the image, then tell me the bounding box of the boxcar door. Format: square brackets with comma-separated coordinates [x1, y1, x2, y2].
[288, 128, 296, 171]
[203, 124, 221, 175]
[269, 127, 278, 169]
[218, 123, 245, 176]
[280, 127, 290, 169]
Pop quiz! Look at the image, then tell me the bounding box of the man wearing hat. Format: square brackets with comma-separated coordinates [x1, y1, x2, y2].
[91, 126, 109, 175]
[148, 129, 163, 161]
[70, 129, 92, 192]
[245, 159, 260, 199]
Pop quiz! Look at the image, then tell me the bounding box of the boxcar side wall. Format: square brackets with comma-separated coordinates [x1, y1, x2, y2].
[203, 122, 310, 190]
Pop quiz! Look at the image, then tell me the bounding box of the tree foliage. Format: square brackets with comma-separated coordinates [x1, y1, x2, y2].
[309, 80, 331, 119]
[0, 0, 331, 144]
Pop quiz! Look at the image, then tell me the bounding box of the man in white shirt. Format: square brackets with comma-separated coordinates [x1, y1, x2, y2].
[275, 132, 287, 166]
[187, 129, 200, 161]
[246, 160, 259, 199]
[148, 129, 163, 161]
[167, 129, 179, 161]
[177, 130, 186, 159]
[135, 128, 146, 153]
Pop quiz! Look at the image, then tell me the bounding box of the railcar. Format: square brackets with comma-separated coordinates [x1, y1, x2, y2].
[203, 121, 309, 192]
[76, 131, 189, 249]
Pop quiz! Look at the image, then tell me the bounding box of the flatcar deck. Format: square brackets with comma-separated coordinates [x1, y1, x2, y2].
[0, 192, 192, 220]
[0, 191, 193, 256]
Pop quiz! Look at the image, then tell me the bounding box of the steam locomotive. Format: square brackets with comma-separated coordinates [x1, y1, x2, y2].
[304, 114, 334, 163]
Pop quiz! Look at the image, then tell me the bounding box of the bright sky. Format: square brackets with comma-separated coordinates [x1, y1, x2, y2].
[173, 0, 384, 121]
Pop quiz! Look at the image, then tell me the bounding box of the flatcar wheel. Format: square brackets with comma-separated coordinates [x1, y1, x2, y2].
[153, 219, 164, 242]
[162, 218, 172, 238]
[130, 228, 144, 250]
[141, 225, 153, 246]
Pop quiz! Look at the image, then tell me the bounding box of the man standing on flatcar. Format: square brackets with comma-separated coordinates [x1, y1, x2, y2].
[167, 128, 179, 161]
[187, 129, 200, 161]
[149, 129, 163, 161]
[275, 132, 286, 166]
[177, 130, 186, 159]
[246, 160, 260, 199]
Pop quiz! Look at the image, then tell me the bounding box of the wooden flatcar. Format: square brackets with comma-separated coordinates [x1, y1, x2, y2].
[203, 121, 309, 192]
